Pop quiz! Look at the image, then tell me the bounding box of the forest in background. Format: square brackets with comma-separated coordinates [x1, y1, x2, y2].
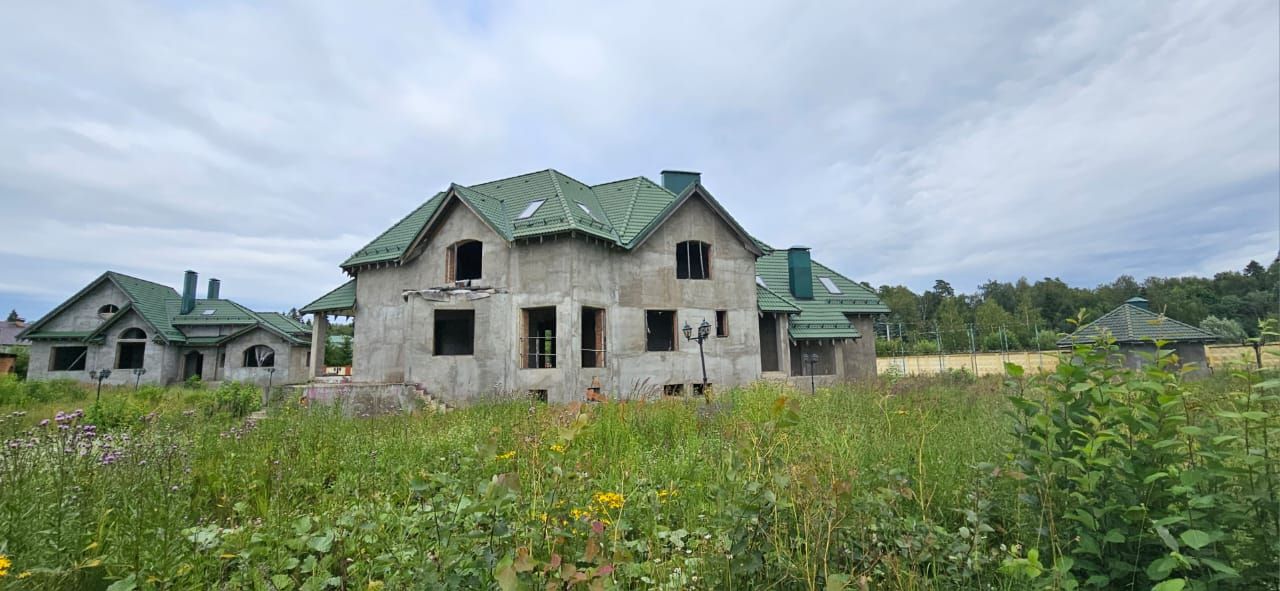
[871, 258, 1279, 354]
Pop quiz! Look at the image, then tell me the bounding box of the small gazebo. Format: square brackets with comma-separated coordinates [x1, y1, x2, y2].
[1057, 297, 1218, 373]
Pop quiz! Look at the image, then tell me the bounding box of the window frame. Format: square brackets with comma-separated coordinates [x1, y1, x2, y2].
[675, 241, 711, 280]
[50, 346, 88, 371]
[645, 310, 678, 352]
[446, 240, 483, 283]
[581, 306, 607, 368]
[520, 307, 557, 369]
[715, 310, 729, 338]
[243, 345, 276, 368]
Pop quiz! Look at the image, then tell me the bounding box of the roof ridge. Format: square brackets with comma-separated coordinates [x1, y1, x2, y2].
[1127, 303, 1215, 339]
[619, 177, 643, 243]
[547, 170, 577, 230]
[467, 167, 556, 190]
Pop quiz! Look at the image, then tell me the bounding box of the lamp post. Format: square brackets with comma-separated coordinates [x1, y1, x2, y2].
[89, 369, 112, 406]
[803, 353, 818, 395]
[132, 367, 147, 389]
[264, 367, 277, 408]
[682, 318, 712, 401]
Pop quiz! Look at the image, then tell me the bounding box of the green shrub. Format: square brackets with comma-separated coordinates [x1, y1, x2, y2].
[1003, 336, 1278, 588]
[212, 381, 261, 417]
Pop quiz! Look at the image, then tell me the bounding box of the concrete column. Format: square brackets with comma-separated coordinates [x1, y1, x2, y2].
[310, 313, 328, 378]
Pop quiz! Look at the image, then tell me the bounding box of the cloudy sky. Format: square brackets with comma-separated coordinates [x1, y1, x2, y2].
[1, 0, 1277, 319]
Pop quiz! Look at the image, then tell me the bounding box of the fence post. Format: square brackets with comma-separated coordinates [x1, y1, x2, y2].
[935, 322, 944, 372]
[968, 324, 977, 374]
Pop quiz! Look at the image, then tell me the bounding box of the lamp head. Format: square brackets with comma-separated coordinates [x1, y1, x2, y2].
[698, 319, 711, 339]
[682, 322, 692, 340]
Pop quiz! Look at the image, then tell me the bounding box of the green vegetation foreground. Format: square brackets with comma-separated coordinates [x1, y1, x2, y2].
[0, 344, 1276, 590]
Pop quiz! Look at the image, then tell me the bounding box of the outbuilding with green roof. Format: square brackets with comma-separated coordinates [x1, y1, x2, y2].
[1057, 296, 1218, 373]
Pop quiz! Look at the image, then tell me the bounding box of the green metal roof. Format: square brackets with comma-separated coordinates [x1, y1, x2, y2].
[1058, 299, 1218, 346]
[754, 246, 889, 340]
[19, 271, 309, 346]
[339, 170, 752, 271]
[300, 280, 356, 314]
[757, 283, 802, 312]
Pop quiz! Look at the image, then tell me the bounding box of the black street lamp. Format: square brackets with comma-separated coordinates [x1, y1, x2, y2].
[132, 367, 147, 389]
[682, 318, 712, 401]
[89, 369, 112, 406]
[803, 353, 818, 395]
[264, 367, 277, 408]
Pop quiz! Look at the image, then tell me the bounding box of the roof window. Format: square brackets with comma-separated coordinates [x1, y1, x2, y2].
[819, 277, 842, 294]
[756, 276, 766, 287]
[517, 200, 545, 220]
[576, 202, 598, 220]
[201, 309, 216, 316]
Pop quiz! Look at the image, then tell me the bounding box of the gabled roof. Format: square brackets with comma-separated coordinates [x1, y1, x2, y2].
[1057, 298, 1217, 346]
[339, 169, 761, 271]
[301, 279, 356, 314]
[757, 283, 802, 312]
[19, 271, 309, 346]
[754, 244, 889, 340]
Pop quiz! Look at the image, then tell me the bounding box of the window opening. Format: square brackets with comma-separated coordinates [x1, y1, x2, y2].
[521, 307, 557, 368]
[516, 200, 545, 219]
[51, 346, 88, 371]
[97, 304, 119, 320]
[675, 241, 710, 279]
[116, 328, 147, 369]
[663, 383, 685, 397]
[645, 310, 677, 352]
[692, 383, 713, 398]
[243, 345, 276, 367]
[529, 389, 548, 403]
[581, 307, 606, 368]
[434, 309, 475, 355]
[447, 240, 483, 282]
[715, 310, 728, 338]
[819, 277, 842, 294]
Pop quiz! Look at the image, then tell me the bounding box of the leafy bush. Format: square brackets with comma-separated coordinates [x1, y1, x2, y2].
[211, 381, 261, 417]
[1003, 337, 1278, 589]
[1201, 315, 1248, 342]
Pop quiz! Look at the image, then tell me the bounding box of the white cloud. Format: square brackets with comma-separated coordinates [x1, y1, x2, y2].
[0, 0, 1275, 318]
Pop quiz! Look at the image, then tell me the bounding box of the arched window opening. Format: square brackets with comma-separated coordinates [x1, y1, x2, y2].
[98, 304, 119, 320]
[243, 345, 275, 368]
[446, 240, 483, 282]
[676, 241, 711, 280]
[115, 328, 147, 369]
[119, 328, 147, 340]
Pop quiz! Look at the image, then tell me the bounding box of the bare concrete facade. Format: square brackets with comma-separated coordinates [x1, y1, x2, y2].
[21, 271, 311, 387]
[351, 196, 762, 403]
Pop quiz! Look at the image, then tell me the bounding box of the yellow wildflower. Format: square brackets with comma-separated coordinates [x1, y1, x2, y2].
[549, 443, 567, 453]
[18, 571, 32, 579]
[592, 491, 625, 510]
[0, 554, 10, 577]
[495, 450, 516, 460]
[570, 508, 590, 521]
[657, 488, 677, 500]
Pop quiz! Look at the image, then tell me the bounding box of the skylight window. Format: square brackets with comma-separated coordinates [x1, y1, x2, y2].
[819, 277, 842, 294]
[576, 202, 598, 220]
[756, 276, 767, 287]
[517, 200, 545, 219]
[201, 309, 216, 316]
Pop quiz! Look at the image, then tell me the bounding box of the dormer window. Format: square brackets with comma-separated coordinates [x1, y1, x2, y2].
[98, 304, 119, 320]
[446, 240, 483, 282]
[676, 241, 710, 280]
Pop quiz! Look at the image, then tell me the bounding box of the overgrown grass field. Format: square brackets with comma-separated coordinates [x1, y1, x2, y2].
[0, 344, 1276, 590]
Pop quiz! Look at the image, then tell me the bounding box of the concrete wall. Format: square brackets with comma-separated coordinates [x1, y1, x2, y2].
[41, 281, 130, 332]
[26, 309, 177, 386]
[351, 194, 763, 404]
[221, 327, 309, 385]
[841, 316, 877, 380]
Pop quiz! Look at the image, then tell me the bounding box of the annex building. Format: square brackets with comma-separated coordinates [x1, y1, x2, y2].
[302, 169, 888, 404]
[19, 271, 312, 386]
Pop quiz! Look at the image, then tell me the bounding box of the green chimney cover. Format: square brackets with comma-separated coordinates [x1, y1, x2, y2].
[787, 247, 813, 300]
[1125, 296, 1148, 310]
[660, 170, 701, 195]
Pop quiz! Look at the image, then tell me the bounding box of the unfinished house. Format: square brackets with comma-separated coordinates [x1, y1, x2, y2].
[302, 169, 887, 404]
[19, 271, 311, 386]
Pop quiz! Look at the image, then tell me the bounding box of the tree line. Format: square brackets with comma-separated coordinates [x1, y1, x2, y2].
[871, 259, 1279, 355]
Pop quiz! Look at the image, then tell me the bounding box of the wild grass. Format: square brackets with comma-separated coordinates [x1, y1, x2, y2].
[0, 357, 1273, 590]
